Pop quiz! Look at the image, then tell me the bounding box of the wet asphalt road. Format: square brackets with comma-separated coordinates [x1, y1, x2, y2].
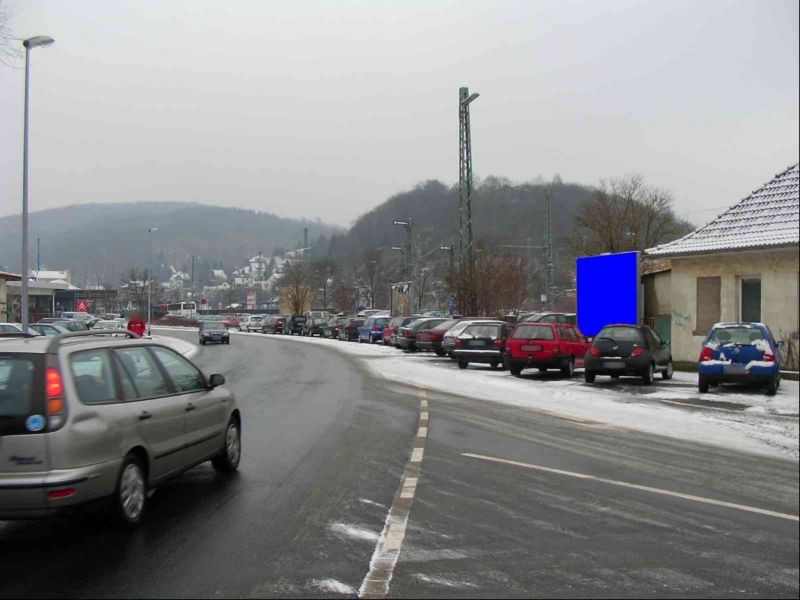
[1, 331, 797, 598]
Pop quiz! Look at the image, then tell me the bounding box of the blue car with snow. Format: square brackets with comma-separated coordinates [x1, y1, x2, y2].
[358, 316, 390, 343]
[698, 323, 781, 396]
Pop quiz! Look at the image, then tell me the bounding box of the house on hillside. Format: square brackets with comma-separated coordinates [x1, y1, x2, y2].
[646, 163, 799, 370]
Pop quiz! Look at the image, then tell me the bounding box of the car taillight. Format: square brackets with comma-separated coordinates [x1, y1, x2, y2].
[590, 347, 601, 357]
[493, 338, 504, 347]
[372, 325, 379, 332]
[763, 352, 775, 362]
[699, 347, 713, 362]
[631, 348, 645, 358]
[455, 339, 462, 348]
[48, 488, 76, 500]
[46, 367, 65, 429]
[403, 330, 410, 338]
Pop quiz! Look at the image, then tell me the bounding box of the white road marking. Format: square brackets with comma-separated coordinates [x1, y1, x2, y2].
[420, 411, 429, 421]
[462, 453, 799, 522]
[359, 390, 430, 598]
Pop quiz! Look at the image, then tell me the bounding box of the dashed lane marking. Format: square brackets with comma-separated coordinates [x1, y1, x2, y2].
[462, 453, 799, 522]
[359, 389, 430, 598]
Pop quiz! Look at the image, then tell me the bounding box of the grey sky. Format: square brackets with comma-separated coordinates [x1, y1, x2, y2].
[1, 0, 797, 227]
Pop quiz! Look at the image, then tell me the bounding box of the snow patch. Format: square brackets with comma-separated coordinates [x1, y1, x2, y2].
[328, 522, 380, 543]
[358, 498, 386, 509]
[701, 359, 731, 366]
[751, 339, 771, 354]
[413, 573, 479, 588]
[309, 579, 356, 595]
[745, 360, 777, 370]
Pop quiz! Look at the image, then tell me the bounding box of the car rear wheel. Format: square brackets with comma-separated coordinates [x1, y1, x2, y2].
[435, 349, 446, 357]
[584, 371, 596, 383]
[115, 454, 147, 527]
[561, 357, 575, 377]
[458, 361, 468, 370]
[538, 367, 547, 373]
[698, 375, 709, 393]
[662, 361, 674, 380]
[766, 378, 778, 397]
[490, 361, 499, 369]
[642, 363, 655, 385]
[510, 365, 522, 377]
[212, 418, 241, 472]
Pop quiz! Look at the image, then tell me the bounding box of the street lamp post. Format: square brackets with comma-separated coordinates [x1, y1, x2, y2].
[392, 219, 413, 279]
[147, 227, 159, 335]
[20, 35, 54, 331]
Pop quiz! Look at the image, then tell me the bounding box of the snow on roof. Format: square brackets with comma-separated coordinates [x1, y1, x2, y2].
[647, 163, 799, 257]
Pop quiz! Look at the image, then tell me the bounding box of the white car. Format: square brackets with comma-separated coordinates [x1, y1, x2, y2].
[92, 319, 125, 330]
[0, 322, 24, 334]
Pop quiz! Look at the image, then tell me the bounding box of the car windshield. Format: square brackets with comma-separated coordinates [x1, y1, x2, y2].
[432, 319, 459, 331]
[513, 324, 555, 340]
[596, 326, 643, 343]
[708, 327, 766, 346]
[205, 323, 227, 331]
[463, 324, 501, 338]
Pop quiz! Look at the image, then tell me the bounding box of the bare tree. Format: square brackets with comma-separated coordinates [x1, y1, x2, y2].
[573, 175, 691, 255]
[281, 260, 312, 315]
[119, 267, 162, 312]
[0, 1, 20, 67]
[355, 247, 383, 309]
[310, 256, 338, 309]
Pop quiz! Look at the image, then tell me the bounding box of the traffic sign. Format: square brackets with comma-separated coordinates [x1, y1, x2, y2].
[77, 299, 89, 313]
[200, 298, 207, 305]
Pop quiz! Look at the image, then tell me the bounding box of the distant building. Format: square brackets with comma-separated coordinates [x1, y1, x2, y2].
[646, 163, 799, 370]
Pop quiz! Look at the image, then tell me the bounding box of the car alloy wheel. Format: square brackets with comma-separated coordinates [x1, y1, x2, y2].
[117, 457, 146, 525]
[213, 419, 241, 472]
[662, 361, 674, 380]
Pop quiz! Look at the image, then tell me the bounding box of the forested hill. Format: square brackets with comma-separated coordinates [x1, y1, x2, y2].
[0, 202, 342, 287]
[321, 177, 595, 283]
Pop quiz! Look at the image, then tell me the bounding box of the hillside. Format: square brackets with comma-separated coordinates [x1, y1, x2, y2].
[321, 177, 595, 289]
[0, 202, 342, 287]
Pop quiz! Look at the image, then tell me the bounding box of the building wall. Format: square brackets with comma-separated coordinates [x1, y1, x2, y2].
[669, 247, 799, 369]
[643, 271, 672, 316]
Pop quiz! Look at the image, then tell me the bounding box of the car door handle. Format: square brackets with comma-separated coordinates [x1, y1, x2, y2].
[185, 403, 196, 412]
[138, 411, 152, 421]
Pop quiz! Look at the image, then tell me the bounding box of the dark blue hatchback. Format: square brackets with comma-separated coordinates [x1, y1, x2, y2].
[698, 323, 781, 396]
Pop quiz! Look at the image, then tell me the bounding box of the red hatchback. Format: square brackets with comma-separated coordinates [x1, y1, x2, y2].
[505, 322, 590, 377]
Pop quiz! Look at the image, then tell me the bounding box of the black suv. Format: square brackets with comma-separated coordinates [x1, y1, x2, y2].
[287, 315, 307, 335]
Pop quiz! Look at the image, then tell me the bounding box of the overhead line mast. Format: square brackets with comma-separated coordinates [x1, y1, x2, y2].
[458, 87, 479, 268]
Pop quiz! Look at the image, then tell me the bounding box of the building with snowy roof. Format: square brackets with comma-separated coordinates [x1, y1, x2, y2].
[645, 163, 799, 369]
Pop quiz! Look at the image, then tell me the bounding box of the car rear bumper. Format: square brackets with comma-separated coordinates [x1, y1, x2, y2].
[506, 357, 564, 370]
[584, 355, 649, 375]
[0, 459, 122, 519]
[451, 349, 504, 363]
[416, 341, 443, 352]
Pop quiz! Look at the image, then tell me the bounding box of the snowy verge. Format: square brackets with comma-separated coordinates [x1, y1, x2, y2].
[149, 329, 199, 358]
[157, 327, 800, 460]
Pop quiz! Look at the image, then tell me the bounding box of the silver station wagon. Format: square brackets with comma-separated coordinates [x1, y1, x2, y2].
[0, 330, 241, 526]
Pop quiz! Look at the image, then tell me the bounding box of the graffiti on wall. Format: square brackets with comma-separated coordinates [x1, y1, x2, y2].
[672, 309, 693, 329]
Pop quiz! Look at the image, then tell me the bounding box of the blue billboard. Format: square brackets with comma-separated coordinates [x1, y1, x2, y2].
[576, 251, 640, 336]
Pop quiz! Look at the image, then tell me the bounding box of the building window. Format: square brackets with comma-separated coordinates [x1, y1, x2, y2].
[695, 276, 721, 335]
[740, 277, 761, 323]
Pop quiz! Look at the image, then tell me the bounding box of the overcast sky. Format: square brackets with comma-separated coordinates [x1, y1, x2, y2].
[1, 0, 797, 227]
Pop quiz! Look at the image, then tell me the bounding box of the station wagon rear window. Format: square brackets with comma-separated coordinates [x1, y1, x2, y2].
[0, 355, 36, 416]
[513, 325, 555, 340]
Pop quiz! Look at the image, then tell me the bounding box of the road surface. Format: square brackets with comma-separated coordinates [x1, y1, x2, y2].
[1, 330, 797, 598]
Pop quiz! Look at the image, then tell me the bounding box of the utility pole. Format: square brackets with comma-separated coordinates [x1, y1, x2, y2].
[189, 254, 199, 320]
[36, 235, 40, 275]
[392, 219, 413, 280]
[303, 227, 309, 262]
[459, 87, 479, 267]
[146, 227, 158, 336]
[544, 186, 554, 309]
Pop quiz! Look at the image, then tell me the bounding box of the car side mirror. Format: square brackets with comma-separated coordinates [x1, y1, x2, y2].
[209, 373, 225, 388]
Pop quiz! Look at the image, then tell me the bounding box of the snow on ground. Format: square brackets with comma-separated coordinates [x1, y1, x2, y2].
[156, 327, 799, 461]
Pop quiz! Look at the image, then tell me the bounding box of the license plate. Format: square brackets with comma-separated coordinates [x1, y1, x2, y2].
[602, 361, 623, 369]
[418, 335, 429, 342]
[521, 344, 541, 351]
[467, 340, 487, 347]
[724, 364, 747, 374]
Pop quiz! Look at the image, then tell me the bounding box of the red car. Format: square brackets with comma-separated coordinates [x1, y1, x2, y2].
[383, 316, 419, 346]
[416, 319, 459, 356]
[221, 314, 240, 329]
[505, 322, 590, 377]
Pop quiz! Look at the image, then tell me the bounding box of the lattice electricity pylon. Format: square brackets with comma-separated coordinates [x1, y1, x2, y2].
[458, 87, 479, 267]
